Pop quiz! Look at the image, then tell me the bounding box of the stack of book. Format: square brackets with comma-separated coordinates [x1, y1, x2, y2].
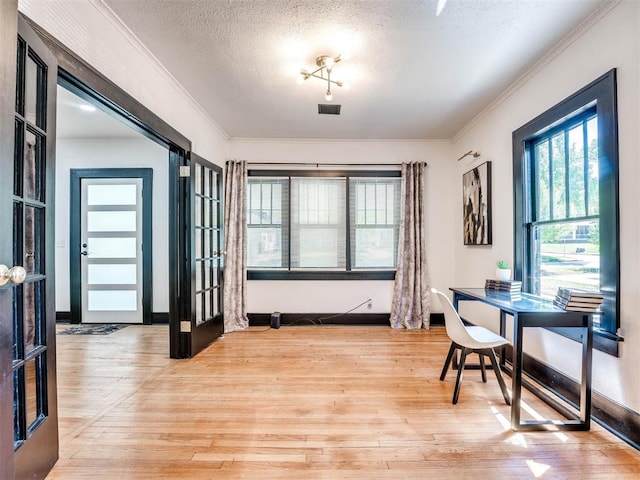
[485, 279, 522, 297]
[553, 287, 603, 312]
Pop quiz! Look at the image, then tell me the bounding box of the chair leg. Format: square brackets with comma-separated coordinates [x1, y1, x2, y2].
[479, 353, 487, 383]
[440, 342, 457, 381]
[488, 348, 511, 406]
[452, 347, 467, 404]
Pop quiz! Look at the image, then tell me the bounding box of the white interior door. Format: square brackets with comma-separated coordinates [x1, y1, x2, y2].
[80, 178, 143, 323]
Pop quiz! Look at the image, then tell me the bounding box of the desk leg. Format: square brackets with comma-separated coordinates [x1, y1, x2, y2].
[499, 310, 507, 367]
[511, 313, 523, 429]
[580, 318, 593, 428]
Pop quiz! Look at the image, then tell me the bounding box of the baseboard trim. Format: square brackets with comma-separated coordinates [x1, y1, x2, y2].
[248, 312, 444, 327]
[56, 311, 169, 324]
[248, 312, 389, 326]
[151, 312, 169, 324]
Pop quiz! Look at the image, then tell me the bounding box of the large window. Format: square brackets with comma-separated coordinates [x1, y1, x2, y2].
[247, 171, 401, 279]
[513, 70, 620, 355]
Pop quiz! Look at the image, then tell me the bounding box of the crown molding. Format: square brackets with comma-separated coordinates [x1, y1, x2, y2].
[229, 137, 452, 144]
[453, 0, 622, 143]
[91, 0, 229, 142]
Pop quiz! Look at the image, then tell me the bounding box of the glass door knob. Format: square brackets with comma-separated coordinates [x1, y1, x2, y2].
[0, 264, 27, 286]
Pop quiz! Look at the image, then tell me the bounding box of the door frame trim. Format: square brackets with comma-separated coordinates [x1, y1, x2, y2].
[69, 168, 153, 325]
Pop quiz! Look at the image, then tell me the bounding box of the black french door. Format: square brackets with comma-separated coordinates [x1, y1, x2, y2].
[189, 154, 224, 356]
[171, 154, 224, 358]
[0, 13, 59, 480]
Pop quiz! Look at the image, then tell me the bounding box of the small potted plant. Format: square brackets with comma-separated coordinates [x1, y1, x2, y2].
[496, 260, 511, 281]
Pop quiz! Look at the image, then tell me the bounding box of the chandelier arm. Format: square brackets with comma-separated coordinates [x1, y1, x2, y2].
[305, 65, 326, 77]
[306, 72, 343, 86]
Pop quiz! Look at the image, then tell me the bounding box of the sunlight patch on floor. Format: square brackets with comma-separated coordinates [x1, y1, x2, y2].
[490, 405, 512, 432]
[526, 459, 551, 477]
[521, 400, 569, 442]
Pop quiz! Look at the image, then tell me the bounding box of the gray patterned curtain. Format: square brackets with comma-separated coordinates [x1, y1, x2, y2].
[223, 160, 249, 333]
[390, 161, 430, 329]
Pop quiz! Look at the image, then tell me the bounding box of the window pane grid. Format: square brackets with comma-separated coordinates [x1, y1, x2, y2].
[529, 113, 602, 318]
[291, 178, 345, 269]
[350, 177, 401, 269]
[247, 173, 400, 272]
[534, 115, 596, 223]
[247, 178, 288, 268]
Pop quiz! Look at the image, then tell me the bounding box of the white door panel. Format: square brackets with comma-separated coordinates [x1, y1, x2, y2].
[80, 178, 143, 323]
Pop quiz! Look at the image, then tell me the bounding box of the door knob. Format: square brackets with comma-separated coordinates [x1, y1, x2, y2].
[0, 264, 27, 286]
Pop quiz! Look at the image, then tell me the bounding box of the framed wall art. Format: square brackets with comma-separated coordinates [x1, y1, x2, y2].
[462, 161, 492, 245]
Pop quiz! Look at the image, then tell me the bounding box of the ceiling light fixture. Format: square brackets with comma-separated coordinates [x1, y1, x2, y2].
[298, 54, 347, 102]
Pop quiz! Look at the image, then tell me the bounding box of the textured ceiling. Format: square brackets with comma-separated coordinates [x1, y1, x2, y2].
[100, 0, 605, 140]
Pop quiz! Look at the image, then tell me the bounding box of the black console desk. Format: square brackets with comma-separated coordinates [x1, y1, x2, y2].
[450, 287, 592, 432]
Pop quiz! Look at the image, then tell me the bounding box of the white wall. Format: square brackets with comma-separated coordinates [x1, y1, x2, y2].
[450, 1, 640, 410]
[18, 0, 228, 164]
[55, 138, 170, 313]
[229, 139, 456, 314]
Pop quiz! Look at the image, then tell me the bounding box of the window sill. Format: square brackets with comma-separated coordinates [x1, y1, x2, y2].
[546, 326, 623, 357]
[247, 270, 396, 281]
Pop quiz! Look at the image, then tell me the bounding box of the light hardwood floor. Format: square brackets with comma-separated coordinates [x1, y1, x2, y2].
[47, 325, 640, 479]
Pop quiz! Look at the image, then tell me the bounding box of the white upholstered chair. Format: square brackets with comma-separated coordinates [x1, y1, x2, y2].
[431, 288, 511, 405]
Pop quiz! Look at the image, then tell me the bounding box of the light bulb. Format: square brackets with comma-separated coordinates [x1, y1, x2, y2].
[297, 74, 305, 85]
[325, 89, 333, 101]
[324, 56, 334, 72]
[342, 82, 350, 90]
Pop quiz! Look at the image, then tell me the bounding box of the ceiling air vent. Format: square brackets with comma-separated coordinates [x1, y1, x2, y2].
[318, 104, 341, 115]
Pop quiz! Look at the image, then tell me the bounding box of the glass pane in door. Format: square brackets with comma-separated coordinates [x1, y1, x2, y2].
[22, 282, 37, 354]
[24, 129, 43, 202]
[24, 359, 38, 429]
[23, 54, 39, 126]
[87, 184, 137, 205]
[88, 264, 137, 285]
[87, 211, 137, 232]
[88, 291, 137, 311]
[88, 238, 137, 258]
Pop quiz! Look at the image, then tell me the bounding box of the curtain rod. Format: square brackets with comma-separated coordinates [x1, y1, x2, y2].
[245, 162, 424, 167]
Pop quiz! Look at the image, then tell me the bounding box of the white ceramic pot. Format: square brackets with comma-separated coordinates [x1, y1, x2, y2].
[496, 268, 511, 281]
